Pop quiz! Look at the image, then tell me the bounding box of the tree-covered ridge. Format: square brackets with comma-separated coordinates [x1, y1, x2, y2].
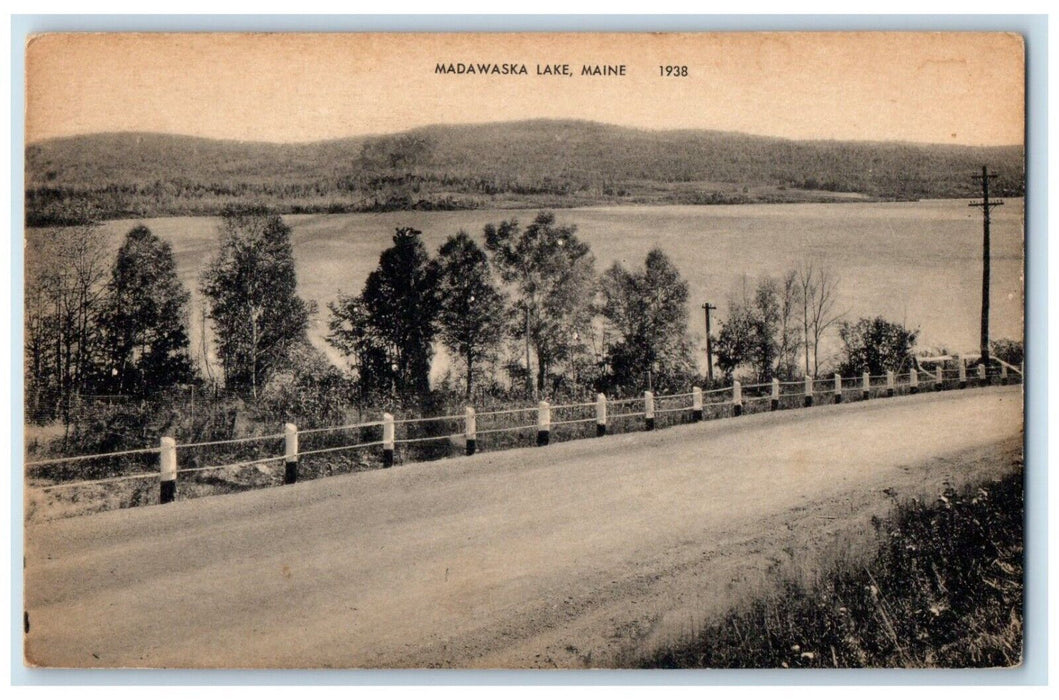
[26, 120, 1025, 224]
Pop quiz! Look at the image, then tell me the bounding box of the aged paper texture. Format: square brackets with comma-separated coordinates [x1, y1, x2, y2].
[23, 31, 1025, 669]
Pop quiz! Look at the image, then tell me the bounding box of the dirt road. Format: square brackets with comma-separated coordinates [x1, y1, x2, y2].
[24, 386, 1023, 668]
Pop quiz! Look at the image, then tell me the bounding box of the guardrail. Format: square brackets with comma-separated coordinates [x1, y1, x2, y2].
[26, 361, 1021, 506]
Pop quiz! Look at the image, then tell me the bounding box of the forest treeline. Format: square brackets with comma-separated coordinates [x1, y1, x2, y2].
[25, 120, 1025, 225]
[25, 206, 1024, 462]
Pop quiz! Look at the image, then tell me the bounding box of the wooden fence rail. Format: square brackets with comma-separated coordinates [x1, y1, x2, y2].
[27, 365, 1022, 505]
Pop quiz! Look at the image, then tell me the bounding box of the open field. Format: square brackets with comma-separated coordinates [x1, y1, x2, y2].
[40, 197, 1022, 377]
[24, 385, 1022, 668]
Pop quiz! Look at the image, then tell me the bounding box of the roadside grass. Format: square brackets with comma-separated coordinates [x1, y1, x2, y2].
[640, 460, 1024, 669]
[23, 396, 733, 520]
[25, 381, 1018, 521]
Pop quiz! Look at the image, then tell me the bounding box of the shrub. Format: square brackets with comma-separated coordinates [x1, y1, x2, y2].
[642, 463, 1024, 668]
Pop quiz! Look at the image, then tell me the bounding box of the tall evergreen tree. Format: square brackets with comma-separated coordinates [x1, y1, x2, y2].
[103, 225, 194, 395]
[200, 206, 309, 399]
[435, 232, 505, 399]
[328, 227, 440, 401]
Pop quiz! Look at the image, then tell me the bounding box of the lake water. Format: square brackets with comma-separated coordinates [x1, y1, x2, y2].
[87, 199, 1024, 376]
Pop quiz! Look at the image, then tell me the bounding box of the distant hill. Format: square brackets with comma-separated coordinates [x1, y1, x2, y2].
[25, 120, 1025, 225]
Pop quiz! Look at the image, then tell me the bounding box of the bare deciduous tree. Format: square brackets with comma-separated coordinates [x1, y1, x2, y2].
[777, 269, 803, 380]
[24, 220, 110, 425]
[799, 262, 843, 378]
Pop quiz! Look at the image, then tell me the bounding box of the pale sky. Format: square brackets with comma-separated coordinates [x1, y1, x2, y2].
[26, 32, 1025, 146]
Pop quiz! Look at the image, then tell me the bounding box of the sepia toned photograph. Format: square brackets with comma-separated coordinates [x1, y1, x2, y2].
[21, 30, 1026, 670]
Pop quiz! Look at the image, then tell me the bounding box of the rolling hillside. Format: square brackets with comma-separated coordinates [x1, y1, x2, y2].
[25, 120, 1025, 224]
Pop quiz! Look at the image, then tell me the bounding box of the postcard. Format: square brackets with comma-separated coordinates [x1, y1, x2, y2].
[22, 31, 1025, 669]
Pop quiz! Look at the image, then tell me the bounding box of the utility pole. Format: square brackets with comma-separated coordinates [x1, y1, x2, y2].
[702, 302, 717, 384]
[970, 166, 1003, 367]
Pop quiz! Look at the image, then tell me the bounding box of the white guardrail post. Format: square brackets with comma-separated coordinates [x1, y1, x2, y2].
[886, 370, 895, 397]
[978, 363, 987, 386]
[833, 373, 842, 403]
[596, 393, 607, 436]
[804, 375, 814, 407]
[958, 356, 967, 389]
[909, 368, 918, 394]
[537, 401, 551, 446]
[465, 406, 477, 456]
[732, 381, 743, 416]
[771, 378, 780, 411]
[644, 391, 655, 429]
[1001, 363, 1008, 384]
[936, 365, 944, 390]
[284, 423, 298, 484]
[692, 387, 703, 422]
[862, 371, 870, 400]
[382, 412, 395, 467]
[159, 436, 177, 504]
